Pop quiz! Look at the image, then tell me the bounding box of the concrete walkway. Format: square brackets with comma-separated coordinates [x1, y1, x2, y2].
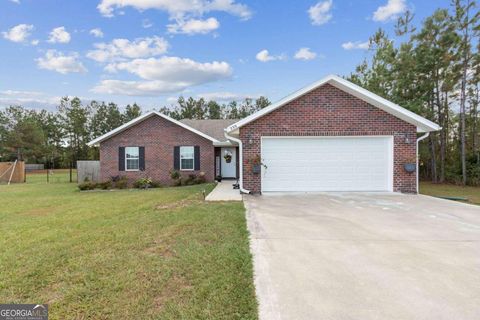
[205, 181, 242, 201]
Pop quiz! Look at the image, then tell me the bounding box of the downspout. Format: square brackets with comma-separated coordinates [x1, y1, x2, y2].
[224, 130, 251, 194]
[416, 132, 430, 194]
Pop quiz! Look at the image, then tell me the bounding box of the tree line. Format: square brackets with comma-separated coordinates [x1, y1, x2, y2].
[1, 1, 478, 185]
[0, 96, 270, 168]
[348, 0, 480, 185]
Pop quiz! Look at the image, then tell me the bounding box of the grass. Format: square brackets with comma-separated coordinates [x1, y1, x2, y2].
[0, 172, 257, 319]
[420, 181, 480, 205]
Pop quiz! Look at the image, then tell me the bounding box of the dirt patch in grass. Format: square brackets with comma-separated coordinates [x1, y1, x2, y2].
[156, 199, 203, 210]
[142, 225, 187, 257]
[20, 206, 57, 216]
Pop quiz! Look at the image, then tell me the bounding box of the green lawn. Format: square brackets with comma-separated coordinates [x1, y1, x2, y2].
[0, 176, 257, 319]
[420, 181, 480, 205]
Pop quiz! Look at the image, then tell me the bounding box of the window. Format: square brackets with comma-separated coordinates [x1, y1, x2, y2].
[125, 147, 139, 170]
[180, 146, 194, 170]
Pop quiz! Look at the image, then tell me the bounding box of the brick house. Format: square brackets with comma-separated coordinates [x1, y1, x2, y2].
[88, 75, 439, 193]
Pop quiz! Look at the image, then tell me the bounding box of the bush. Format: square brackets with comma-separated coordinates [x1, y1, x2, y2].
[133, 177, 152, 189]
[97, 181, 112, 190]
[195, 172, 206, 184]
[174, 172, 207, 186]
[173, 178, 183, 186]
[149, 181, 162, 188]
[112, 176, 128, 189]
[78, 181, 97, 191]
[183, 174, 197, 186]
[170, 170, 181, 180]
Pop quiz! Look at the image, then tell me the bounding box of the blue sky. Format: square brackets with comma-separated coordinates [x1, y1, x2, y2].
[0, 0, 449, 111]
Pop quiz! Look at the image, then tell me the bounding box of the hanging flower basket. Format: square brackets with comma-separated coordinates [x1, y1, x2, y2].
[224, 151, 232, 163]
[249, 155, 267, 175]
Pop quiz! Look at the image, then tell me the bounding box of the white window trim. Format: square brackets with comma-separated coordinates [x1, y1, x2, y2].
[180, 146, 195, 171]
[125, 146, 140, 171]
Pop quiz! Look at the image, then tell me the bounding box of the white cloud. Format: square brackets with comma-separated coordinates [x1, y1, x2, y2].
[9, 0, 20, 4]
[308, 0, 333, 25]
[372, 0, 406, 22]
[294, 47, 317, 60]
[97, 0, 252, 20]
[341, 41, 369, 50]
[93, 56, 232, 96]
[36, 50, 87, 74]
[2, 24, 34, 43]
[167, 17, 219, 35]
[197, 91, 260, 102]
[255, 49, 286, 62]
[31, 39, 40, 46]
[1, 90, 45, 97]
[87, 36, 169, 62]
[0, 91, 91, 111]
[105, 56, 232, 81]
[47, 26, 71, 43]
[0, 90, 60, 110]
[90, 28, 104, 38]
[92, 80, 182, 96]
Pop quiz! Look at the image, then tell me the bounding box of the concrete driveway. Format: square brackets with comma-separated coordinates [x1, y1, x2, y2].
[244, 193, 480, 320]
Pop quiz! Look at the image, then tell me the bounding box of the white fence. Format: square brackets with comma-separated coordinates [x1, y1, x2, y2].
[77, 161, 100, 183]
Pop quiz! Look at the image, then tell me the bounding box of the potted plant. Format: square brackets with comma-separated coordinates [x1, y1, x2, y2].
[250, 155, 267, 174]
[224, 151, 232, 163]
[403, 157, 416, 173]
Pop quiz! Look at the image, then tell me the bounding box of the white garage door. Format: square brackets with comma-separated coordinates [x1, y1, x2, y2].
[261, 137, 393, 192]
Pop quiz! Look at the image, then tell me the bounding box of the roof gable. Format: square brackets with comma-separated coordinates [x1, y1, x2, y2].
[225, 75, 440, 133]
[87, 111, 219, 146]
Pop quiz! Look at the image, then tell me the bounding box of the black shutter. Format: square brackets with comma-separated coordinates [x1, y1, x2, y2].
[194, 146, 200, 170]
[118, 147, 125, 171]
[173, 146, 180, 170]
[139, 146, 145, 171]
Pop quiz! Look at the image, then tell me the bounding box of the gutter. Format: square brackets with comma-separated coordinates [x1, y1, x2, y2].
[416, 132, 430, 194]
[224, 130, 251, 194]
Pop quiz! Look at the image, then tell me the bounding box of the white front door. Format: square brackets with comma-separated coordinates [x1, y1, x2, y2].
[261, 136, 393, 192]
[221, 147, 237, 178]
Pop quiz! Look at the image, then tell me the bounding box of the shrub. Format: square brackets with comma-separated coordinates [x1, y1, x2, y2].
[195, 172, 206, 184]
[97, 181, 112, 190]
[133, 177, 152, 189]
[183, 174, 197, 186]
[169, 169, 207, 187]
[173, 178, 183, 186]
[170, 170, 181, 180]
[78, 181, 97, 191]
[149, 181, 162, 188]
[114, 176, 128, 189]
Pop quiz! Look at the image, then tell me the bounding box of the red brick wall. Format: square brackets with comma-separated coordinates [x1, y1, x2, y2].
[99, 115, 215, 185]
[240, 84, 417, 193]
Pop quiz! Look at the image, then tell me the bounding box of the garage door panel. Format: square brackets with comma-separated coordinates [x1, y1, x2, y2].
[261, 137, 393, 192]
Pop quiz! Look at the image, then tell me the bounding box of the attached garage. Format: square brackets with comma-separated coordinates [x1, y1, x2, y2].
[224, 75, 440, 194]
[261, 136, 393, 192]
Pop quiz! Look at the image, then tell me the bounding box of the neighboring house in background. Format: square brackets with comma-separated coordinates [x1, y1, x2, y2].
[88, 75, 440, 193]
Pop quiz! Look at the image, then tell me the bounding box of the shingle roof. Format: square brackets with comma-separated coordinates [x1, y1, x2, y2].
[179, 119, 240, 142]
